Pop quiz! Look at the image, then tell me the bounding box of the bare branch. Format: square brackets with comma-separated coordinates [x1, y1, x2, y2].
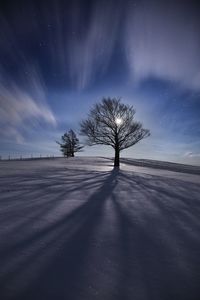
[80, 98, 150, 166]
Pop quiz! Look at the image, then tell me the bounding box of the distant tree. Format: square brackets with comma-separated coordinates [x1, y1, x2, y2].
[57, 129, 83, 157]
[80, 97, 150, 167]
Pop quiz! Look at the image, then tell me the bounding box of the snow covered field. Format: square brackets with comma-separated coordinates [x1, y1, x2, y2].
[0, 157, 200, 300]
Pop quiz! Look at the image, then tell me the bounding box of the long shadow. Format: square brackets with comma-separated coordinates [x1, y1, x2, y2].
[0, 166, 110, 222]
[112, 171, 200, 300]
[0, 169, 107, 226]
[1, 166, 200, 300]
[0, 168, 119, 300]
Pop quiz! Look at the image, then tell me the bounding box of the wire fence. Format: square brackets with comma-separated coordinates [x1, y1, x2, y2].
[0, 154, 59, 161]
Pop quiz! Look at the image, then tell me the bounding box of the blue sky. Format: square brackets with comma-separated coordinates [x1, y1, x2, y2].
[0, 0, 200, 165]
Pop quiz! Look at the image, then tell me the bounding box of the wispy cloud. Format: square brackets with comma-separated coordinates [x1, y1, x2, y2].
[0, 0, 122, 90]
[67, 0, 121, 89]
[0, 7, 56, 144]
[0, 72, 56, 143]
[125, 0, 200, 90]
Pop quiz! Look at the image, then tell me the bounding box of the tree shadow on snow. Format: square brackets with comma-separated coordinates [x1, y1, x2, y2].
[111, 171, 200, 300]
[0, 167, 200, 300]
[0, 168, 119, 300]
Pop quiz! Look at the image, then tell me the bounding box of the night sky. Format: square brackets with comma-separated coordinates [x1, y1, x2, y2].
[0, 0, 200, 165]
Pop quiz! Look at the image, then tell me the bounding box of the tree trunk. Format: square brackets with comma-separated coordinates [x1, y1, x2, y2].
[114, 147, 120, 167]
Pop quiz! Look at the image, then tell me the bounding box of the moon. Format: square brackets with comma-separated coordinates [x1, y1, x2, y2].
[115, 118, 123, 125]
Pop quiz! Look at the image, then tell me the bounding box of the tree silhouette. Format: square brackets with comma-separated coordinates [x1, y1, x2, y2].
[57, 129, 83, 157]
[80, 98, 150, 167]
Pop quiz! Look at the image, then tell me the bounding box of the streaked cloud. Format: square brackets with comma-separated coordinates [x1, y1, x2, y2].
[0, 7, 56, 144]
[0, 0, 121, 90]
[0, 73, 56, 143]
[125, 0, 200, 90]
[67, 0, 121, 89]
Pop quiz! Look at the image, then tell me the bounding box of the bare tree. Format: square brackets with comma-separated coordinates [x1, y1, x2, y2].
[57, 129, 83, 157]
[80, 97, 150, 167]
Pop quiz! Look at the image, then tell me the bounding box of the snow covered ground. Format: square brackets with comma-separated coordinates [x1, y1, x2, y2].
[0, 157, 200, 300]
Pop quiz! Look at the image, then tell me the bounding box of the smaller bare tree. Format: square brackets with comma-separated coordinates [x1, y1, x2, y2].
[57, 129, 83, 158]
[80, 98, 150, 167]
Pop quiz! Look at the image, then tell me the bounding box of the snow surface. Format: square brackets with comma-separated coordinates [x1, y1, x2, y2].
[0, 157, 200, 300]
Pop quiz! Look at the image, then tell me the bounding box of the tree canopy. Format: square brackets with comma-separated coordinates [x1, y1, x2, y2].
[57, 129, 83, 157]
[80, 97, 150, 167]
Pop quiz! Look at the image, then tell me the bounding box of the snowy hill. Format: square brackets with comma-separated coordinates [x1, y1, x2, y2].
[120, 157, 200, 175]
[0, 157, 200, 300]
